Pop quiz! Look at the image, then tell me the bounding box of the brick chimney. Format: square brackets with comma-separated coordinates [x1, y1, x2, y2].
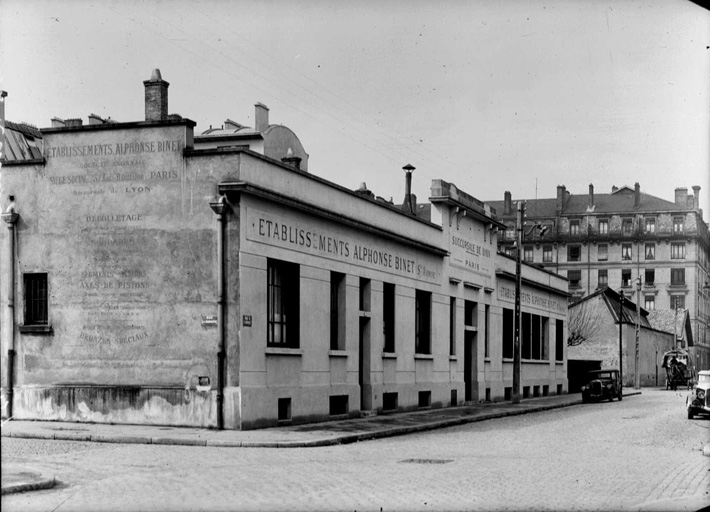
[634, 182, 640, 208]
[255, 103, 269, 132]
[556, 185, 567, 212]
[144, 69, 169, 122]
[504, 191, 512, 215]
[589, 183, 594, 208]
[675, 187, 688, 207]
[692, 185, 700, 210]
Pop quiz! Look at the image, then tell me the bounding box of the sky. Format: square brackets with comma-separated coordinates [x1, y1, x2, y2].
[1, 0, 709, 217]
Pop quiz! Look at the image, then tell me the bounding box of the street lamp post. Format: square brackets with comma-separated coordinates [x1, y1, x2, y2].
[618, 290, 624, 390]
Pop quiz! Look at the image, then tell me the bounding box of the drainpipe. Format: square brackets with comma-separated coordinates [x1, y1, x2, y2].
[209, 196, 229, 429]
[2, 199, 19, 420]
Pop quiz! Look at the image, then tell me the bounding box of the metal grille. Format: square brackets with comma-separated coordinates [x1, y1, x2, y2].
[24, 273, 48, 325]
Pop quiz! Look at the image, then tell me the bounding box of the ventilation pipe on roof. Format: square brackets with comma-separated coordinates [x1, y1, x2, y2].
[144, 69, 169, 122]
[504, 191, 512, 215]
[402, 164, 416, 214]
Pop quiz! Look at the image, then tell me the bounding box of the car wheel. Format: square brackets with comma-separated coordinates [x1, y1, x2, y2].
[618, 392, 622, 401]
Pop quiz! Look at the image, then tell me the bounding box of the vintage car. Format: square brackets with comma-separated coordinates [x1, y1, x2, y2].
[686, 370, 710, 419]
[581, 369, 622, 403]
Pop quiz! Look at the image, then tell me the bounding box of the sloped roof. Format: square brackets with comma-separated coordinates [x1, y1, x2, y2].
[646, 308, 692, 346]
[487, 185, 689, 222]
[3, 121, 43, 161]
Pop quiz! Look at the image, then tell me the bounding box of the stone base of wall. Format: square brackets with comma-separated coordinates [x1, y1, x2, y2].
[9, 385, 217, 428]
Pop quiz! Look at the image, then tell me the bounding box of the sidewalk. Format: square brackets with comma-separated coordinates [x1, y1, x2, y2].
[0, 391, 631, 495]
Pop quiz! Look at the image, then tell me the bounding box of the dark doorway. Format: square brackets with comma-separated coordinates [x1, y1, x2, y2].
[568, 359, 602, 393]
[464, 331, 477, 402]
[359, 317, 371, 411]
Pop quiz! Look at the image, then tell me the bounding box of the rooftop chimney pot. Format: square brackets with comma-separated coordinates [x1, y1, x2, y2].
[144, 68, 170, 122]
[255, 103, 269, 132]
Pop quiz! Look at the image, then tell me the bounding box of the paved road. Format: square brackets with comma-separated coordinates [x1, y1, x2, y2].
[2, 389, 708, 511]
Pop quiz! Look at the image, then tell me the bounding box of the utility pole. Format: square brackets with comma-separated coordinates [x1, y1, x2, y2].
[618, 290, 624, 389]
[634, 274, 641, 389]
[512, 201, 523, 404]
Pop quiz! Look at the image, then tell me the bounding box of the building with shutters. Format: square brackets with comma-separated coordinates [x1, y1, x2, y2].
[489, 184, 710, 373]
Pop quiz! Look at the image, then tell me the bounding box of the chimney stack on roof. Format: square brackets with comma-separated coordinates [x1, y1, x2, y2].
[588, 183, 594, 208]
[634, 182, 640, 208]
[675, 187, 688, 207]
[255, 103, 269, 132]
[692, 185, 700, 210]
[556, 185, 567, 212]
[144, 69, 169, 122]
[504, 191, 512, 215]
[64, 118, 83, 127]
[612, 185, 618, 193]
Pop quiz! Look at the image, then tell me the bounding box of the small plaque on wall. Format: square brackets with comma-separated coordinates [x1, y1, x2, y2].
[201, 315, 218, 328]
[243, 315, 252, 327]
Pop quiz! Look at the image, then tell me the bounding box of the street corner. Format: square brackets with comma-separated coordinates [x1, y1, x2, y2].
[1, 465, 56, 495]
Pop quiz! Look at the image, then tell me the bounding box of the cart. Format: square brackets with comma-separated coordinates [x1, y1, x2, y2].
[661, 349, 694, 390]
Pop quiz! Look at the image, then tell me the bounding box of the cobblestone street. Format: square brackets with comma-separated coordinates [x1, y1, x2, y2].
[2, 389, 709, 512]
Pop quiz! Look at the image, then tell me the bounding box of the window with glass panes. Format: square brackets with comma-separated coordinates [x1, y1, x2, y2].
[598, 269, 608, 287]
[673, 217, 684, 234]
[671, 243, 685, 259]
[543, 245, 553, 263]
[24, 273, 48, 325]
[267, 259, 300, 348]
[645, 217, 656, 233]
[568, 245, 581, 262]
[622, 269, 632, 287]
[523, 246, 533, 262]
[330, 272, 345, 350]
[568, 270, 581, 288]
[570, 220, 580, 235]
[672, 295, 685, 309]
[598, 219, 608, 235]
[671, 268, 685, 286]
[645, 269, 655, 285]
[622, 218, 633, 234]
[644, 295, 655, 310]
[622, 243, 632, 260]
[645, 243, 655, 260]
[598, 244, 608, 261]
[415, 290, 432, 354]
[383, 283, 396, 352]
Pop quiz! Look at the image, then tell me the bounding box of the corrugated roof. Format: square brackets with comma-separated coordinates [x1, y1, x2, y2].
[2, 121, 43, 161]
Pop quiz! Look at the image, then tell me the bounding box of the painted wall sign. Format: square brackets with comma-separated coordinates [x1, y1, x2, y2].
[449, 223, 493, 277]
[245, 207, 441, 283]
[497, 284, 566, 313]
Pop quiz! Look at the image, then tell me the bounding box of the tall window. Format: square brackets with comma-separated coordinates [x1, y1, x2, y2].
[598, 219, 608, 235]
[383, 283, 395, 353]
[330, 272, 345, 350]
[598, 269, 608, 288]
[555, 319, 564, 362]
[267, 259, 299, 348]
[598, 244, 608, 261]
[521, 313, 548, 361]
[568, 245, 581, 262]
[542, 245, 553, 263]
[484, 304, 490, 358]
[24, 273, 48, 325]
[644, 295, 655, 310]
[449, 297, 456, 356]
[645, 243, 655, 260]
[570, 220, 580, 236]
[644, 217, 656, 233]
[567, 270, 581, 288]
[671, 243, 685, 259]
[622, 243, 632, 260]
[671, 268, 685, 286]
[622, 269, 632, 287]
[672, 295, 685, 309]
[645, 269, 655, 285]
[415, 290, 432, 354]
[523, 246, 533, 262]
[673, 217, 684, 234]
[503, 308, 514, 359]
[465, 300, 477, 328]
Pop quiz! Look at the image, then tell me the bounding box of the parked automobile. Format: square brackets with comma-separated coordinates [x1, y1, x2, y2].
[686, 370, 710, 420]
[581, 369, 622, 403]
